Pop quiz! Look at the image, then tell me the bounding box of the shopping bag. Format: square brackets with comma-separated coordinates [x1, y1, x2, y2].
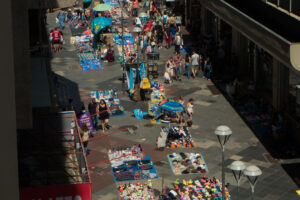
[140, 78, 151, 89]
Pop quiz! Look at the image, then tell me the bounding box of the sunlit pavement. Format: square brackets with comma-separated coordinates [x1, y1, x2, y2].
[47, 9, 299, 200]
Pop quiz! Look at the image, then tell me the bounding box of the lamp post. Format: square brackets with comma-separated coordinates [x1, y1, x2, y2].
[229, 160, 246, 198]
[243, 165, 262, 200]
[138, 12, 148, 62]
[215, 125, 232, 200]
[132, 27, 142, 63]
[117, 0, 126, 93]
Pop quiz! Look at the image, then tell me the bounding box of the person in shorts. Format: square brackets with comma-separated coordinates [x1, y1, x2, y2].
[51, 28, 62, 52]
[191, 50, 200, 78]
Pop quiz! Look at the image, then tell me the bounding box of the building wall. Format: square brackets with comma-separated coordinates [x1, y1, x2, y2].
[12, 0, 32, 129]
[0, 0, 20, 198]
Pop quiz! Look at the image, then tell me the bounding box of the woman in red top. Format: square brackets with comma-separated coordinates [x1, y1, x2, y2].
[132, 0, 139, 17]
[149, 0, 156, 19]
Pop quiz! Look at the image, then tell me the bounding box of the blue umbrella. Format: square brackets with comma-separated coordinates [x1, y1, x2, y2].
[160, 101, 184, 112]
[91, 17, 112, 34]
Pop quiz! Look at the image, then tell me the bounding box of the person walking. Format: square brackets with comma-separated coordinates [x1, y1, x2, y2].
[164, 23, 172, 49]
[191, 50, 200, 78]
[57, 10, 65, 30]
[173, 52, 182, 81]
[157, 27, 164, 49]
[96, 100, 111, 133]
[204, 61, 212, 81]
[164, 57, 174, 83]
[178, 96, 185, 125]
[132, 0, 139, 17]
[174, 32, 181, 53]
[203, 56, 210, 78]
[80, 124, 89, 154]
[186, 98, 194, 127]
[162, 12, 168, 25]
[185, 53, 191, 79]
[88, 98, 98, 130]
[144, 0, 150, 13]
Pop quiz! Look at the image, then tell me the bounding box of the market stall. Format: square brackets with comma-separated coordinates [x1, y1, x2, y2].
[148, 82, 166, 117]
[161, 178, 231, 200]
[118, 181, 155, 200]
[70, 33, 105, 71]
[114, 33, 137, 64]
[167, 152, 208, 175]
[107, 145, 158, 182]
[159, 126, 196, 148]
[90, 89, 124, 117]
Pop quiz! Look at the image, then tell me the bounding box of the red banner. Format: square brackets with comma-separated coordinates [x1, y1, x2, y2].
[20, 183, 91, 200]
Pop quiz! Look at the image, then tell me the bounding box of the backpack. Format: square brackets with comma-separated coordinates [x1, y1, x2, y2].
[163, 16, 167, 24]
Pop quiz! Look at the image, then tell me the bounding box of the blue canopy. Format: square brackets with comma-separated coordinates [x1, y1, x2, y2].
[91, 17, 112, 34]
[160, 101, 184, 112]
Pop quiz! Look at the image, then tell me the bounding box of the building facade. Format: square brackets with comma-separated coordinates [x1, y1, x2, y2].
[195, 0, 300, 143]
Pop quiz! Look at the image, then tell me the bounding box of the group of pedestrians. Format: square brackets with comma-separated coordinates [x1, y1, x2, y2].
[177, 96, 194, 127]
[130, 1, 213, 83]
[88, 98, 111, 134]
[164, 50, 212, 83]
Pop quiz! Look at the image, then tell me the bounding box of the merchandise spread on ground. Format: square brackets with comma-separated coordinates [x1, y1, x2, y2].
[167, 152, 208, 175]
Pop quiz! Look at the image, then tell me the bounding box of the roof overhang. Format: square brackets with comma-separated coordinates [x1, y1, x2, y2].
[28, 0, 75, 9]
[199, 0, 300, 71]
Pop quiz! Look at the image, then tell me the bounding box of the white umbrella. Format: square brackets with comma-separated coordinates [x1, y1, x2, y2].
[139, 12, 148, 18]
[132, 27, 142, 33]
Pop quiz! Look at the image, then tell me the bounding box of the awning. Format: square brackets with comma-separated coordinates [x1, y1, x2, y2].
[199, 0, 300, 71]
[28, 0, 75, 9]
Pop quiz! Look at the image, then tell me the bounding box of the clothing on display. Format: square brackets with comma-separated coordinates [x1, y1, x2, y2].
[167, 152, 208, 175]
[161, 126, 196, 148]
[119, 181, 155, 200]
[110, 154, 158, 182]
[162, 178, 231, 200]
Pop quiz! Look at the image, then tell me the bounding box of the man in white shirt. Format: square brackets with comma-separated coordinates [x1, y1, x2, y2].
[191, 50, 200, 78]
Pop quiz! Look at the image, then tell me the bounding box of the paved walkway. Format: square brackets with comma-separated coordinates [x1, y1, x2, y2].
[47, 8, 299, 200]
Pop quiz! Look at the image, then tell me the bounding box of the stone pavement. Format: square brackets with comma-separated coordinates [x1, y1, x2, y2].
[47, 9, 299, 200]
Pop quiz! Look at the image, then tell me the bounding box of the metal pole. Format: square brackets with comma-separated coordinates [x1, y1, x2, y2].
[289, 0, 292, 13]
[185, 0, 188, 26]
[120, 0, 125, 94]
[251, 185, 255, 200]
[222, 147, 225, 200]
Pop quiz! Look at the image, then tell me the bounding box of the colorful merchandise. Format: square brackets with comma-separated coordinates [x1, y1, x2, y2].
[108, 144, 144, 167]
[167, 152, 208, 175]
[119, 181, 155, 200]
[161, 126, 196, 148]
[162, 178, 231, 200]
[110, 155, 158, 182]
[90, 89, 124, 117]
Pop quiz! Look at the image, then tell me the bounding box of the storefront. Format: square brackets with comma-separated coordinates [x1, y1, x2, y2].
[198, 0, 300, 148]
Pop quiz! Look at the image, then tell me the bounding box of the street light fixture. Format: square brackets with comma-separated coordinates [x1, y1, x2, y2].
[229, 160, 246, 197]
[243, 165, 262, 200]
[132, 27, 141, 63]
[215, 125, 232, 200]
[116, 0, 127, 94]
